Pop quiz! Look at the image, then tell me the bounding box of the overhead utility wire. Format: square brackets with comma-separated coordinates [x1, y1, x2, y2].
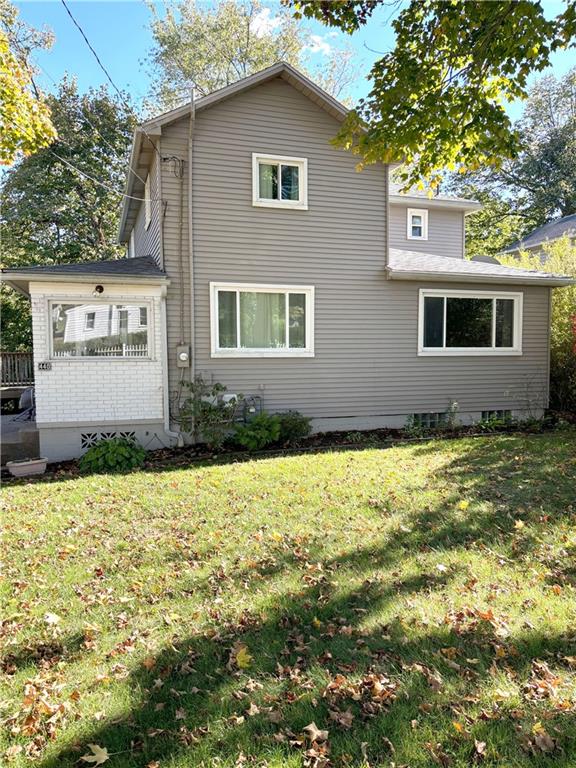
[27, 53, 149, 189]
[3, 113, 157, 203]
[59, 0, 163, 163]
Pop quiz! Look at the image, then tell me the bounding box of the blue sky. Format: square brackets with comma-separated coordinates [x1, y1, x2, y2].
[15, 0, 575, 120]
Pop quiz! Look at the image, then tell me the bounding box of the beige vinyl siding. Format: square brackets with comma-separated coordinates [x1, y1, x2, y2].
[131, 154, 161, 264]
[159, 120, 192, 382]
[389, 204, 465, 259]
[161, 75, 550, 424]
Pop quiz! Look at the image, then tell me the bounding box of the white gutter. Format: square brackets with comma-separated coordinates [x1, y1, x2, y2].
[387, 269, 574, 287]
[389, 194, 482, 212]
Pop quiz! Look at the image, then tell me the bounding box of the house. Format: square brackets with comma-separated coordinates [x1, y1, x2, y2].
[2, 62, 573, 462]
[503, 213, 576, 258]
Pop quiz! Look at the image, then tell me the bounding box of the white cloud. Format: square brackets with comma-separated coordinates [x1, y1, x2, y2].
[306, 34, 332, 56]
[250, 8, 282, 38]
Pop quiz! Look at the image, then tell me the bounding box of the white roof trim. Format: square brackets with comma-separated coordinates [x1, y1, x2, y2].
[389, 194, 482, 212]
[141, 61, 349, 133]
[387, 248, 574, 287]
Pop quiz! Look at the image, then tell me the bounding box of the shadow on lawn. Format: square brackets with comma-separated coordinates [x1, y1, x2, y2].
[38, 434, 576, 767]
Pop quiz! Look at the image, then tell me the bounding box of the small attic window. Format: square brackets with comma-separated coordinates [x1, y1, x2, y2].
[144, 173, 151, 229]
[252, 154, 308, 210]
[407, 208, 428, 240]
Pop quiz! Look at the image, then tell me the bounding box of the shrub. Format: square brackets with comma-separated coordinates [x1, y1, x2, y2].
[179, 375, 243, 449]
[233, 413, 281, 451]
[79, 437, 146, 474]
[500, 238, 576, 412]
[276, 410, 312, 443]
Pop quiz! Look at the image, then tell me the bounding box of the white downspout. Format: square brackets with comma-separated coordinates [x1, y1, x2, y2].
[160, 285, 182, 444]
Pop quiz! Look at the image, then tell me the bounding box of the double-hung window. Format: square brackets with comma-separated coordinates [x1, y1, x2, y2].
[252, 154, 308, 209]
[211, 283, 314, 357]
[418, 289, 523, 355]
[407, 208, 428, 240]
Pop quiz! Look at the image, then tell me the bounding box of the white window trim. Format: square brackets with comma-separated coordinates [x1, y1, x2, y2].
[407, 208, 428, 240]
[417, 289, 523, 356]
[252, 153, 308, 210]
[210, 282, 314, 358]
[48, 299, 155, 361]
[84, 311, 96, 330]
[144, 174, 151, 230]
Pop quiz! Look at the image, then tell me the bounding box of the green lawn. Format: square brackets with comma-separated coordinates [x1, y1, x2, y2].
[2, 431, 576, 768]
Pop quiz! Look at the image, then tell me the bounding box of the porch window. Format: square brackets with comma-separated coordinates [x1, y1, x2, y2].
[418, 290, 523, 355]
[210, 283, 314, 357]
[252, 154, 308, 210]
[50, 302, 151, 358]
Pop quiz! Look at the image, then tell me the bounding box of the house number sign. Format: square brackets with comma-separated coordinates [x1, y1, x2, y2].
[38, 361, 52, 371]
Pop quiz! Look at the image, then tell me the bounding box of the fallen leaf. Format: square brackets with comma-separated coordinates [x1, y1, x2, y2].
[303, 722, 329, 742]
[235, 644, 253, 670]
[81, 744, 109, 765]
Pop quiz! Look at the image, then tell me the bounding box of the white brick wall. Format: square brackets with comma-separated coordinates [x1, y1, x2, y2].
[30, 281, 165, 425]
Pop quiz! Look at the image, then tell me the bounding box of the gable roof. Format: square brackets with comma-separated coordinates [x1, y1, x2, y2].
[143, 61, 349, 133]
[118, 62, 350, 242]
[2, 256, 168, 296]
[503, 213, 576, 253]
[388, 248, 574, 286]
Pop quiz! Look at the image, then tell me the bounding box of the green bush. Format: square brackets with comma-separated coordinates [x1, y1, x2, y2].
[233, 413, 281, 451]
[79, 437, 146, 474]
[179, 375, 243, 449]
[500, 238, 576, 411]
[276, 410, 312, 443]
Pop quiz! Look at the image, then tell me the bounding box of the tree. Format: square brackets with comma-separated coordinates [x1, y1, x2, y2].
[447, 67, 576, 256]
[0, 0, 56, 164]
[289, 0, 576, 190]
[1, 80, 135, 350]
[146, 0, 360, 109]
[500, 239, 576, 411]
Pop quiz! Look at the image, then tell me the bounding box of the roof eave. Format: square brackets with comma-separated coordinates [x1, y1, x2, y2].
[142, 61, 351, 134]
[389, 194, 482, 212]
[1, 272, 170, 292]
[386, 269, 574, 287]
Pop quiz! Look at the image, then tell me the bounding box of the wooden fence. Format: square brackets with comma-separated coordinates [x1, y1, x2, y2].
[0, 352, 34, 386]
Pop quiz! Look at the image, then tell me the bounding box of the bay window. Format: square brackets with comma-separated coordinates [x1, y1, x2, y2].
[252, 154, 308, 209]
[211, 283, 314, 357]
[418, 289, 522, 355]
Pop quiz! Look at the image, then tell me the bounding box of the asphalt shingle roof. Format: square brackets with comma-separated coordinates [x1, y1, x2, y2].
[504, 214, 576, 252]
[388, 248, 573, 286]
[2, 256, 167, 279]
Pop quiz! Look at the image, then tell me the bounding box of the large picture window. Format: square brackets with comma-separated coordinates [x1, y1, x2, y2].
[418, 290, 522, 355]
[210, 283, 314, 357]
[50, 302, 151, 358]
[252, 154, 308, 210]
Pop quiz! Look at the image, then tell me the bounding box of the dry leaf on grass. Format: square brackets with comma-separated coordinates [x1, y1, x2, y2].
[81, 743, 109, 765]
[303, 722, 329, 742]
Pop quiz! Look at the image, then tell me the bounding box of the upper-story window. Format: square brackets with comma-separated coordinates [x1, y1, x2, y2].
[252, 153, 308, 210]
[407, 208, 428, 240]
[144, 173, 152, 229]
